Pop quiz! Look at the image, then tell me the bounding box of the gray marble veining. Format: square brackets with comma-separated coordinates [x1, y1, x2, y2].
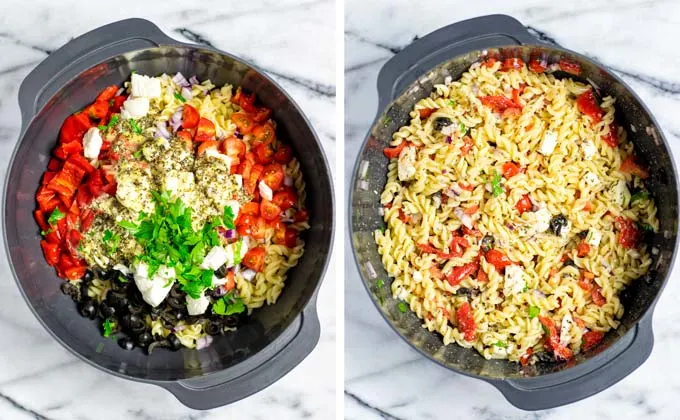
[345, 1, 680, 419]
[0, 0, 336, 418]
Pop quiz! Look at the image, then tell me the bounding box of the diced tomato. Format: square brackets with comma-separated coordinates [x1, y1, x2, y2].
[446, 260, 479, 287]
[273, 143, 293, 164]
[261, 164, 284, 191]
[615, 216, 641, 249]
[85, 100, 109, 119]
[293, 209, 309, 223]
[574, 316, 586, 329]
[397, 209, 411, 224]
[244, 164, 264, 195]
[274, 227, 298, 248]
[197, 140, 220, 156]
[273, 189, 298, 211]
[500, 57, 524, 71]
[592, 286, 606, 306]
[65, 229, 82, 257]
[64, 265, 87, 281]
[238, 91, 257, 113]
[418, 108, 436, 119]
[620, 156, 649, 179]
[520, 347, 534, 366]
[383, 142, 407, 159]
[578, 274, 594, 292]
[429, 265, 444, 279]
[582, 331, 605, 351]
[243, 246, 266, 272]
[558, 58, 581, 75]
[539, 315, 573, 360]
[456, 302, 476, 341]
[53, 141, 84, 160]
[485, 249, 514, 272]
[477, 267, 488, 282]
[252, 121, 276, 146]
[260, 200, 282, 221]
[221, 137, 246, 159]
[460, 136, 474, 155]
[95, 85, 118, 102]
[176, 129, 193, 147]
[583, 202, 593, 212]
[479, 95, 520, 113]
[449, 236, 470, 257]
[577, 241, 591, 257]
[511, 87, 524, 108]
[194, 118, 216, 142]
[236, 215, 266, 240]
[462, 225, 482, 238]
[528, 59, 548, 73]
[111, 96, 126, 113]
[417, 243, 440, 254]
[253, 143, 274, 164]
[502, 107, 521, 119]
[231, 112, 255, 134]
[225, 271, 236, 291]
[576, 90, 603, 123]
[251, 106, 272, 123]
[59, 113, 92, 144]
[36, 186, 59, 212]
[182, 104, 200, 129]
[503, 162, 522, 178]
[47, 162, 86, 197]
[515, 194, 533, 214]
[602, 123, 619, 148]
[458, 182, 474, 191]
[43, 228, 62, 244]
[40, 240, 60, 266]
[241, 202, 260, 216]
[482, 57, 498, 68]
[464, 205, 479, 216]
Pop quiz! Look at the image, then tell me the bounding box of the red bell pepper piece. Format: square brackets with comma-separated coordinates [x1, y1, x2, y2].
[456, 302, 476, 341]
[40, 240, 60, 266]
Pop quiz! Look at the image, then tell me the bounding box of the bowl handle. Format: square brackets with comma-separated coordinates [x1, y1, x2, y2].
[376, 14, 537, 111]
[18, 18, 179, 130]
[160, 302, 321, 410]
[490, 314, 654, 410]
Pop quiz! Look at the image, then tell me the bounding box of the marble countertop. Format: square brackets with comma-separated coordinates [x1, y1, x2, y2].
[345, 1, 680, 419]
[0, 0, 336, 419]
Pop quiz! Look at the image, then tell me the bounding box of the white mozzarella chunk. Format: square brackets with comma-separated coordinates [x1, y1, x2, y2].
[212, 274, 228, 286]
[200, 246, 230, 270]
[234, 174, 243, 189]
[582, 140, 597, 160]
[503, 265, 526, 296]
[83, 127, 103, 159]
[583, 171, 600, 188]
[259, 180, 273, 201]
[612, 180, 629, 206]
[112, 263, 130, 275]
[396, 285, 409, 300]
[560, 220, 572, 239]
[560, 313, 573, 348]
[205, 148, 233, 165]
[142, 280, 174, 307]
[534, 207, 551, 233]
[121, 97, 150, 119]
[586, 229, 602, 247]
[397, 145, 416, 181]
[412, 270, 423, 283]
[130, 73, 162, 98]
[225, 237, 249, 268]
[133, 263, 175, 307]
[539, 130, 558, 155]
[186, 293, 210, 316]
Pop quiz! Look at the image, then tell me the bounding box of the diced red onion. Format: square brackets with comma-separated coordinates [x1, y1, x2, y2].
[156, 121, 171, 139]
[454, 208, 473, 229]
[242, 269, 256, 281]
[445, 136, 452, 144]
[172, 325, 187, 333]
[365, 261, 377, 279]
[224, 229, 235, 239]
[181, 87, 193, 101]
[212, 285, 227, 297]
[196, 335, 213, 350]
[116, 87, 125, 96]
[172, 72, 190, 88]
[284, 175, 294, 187]
[189, 75, 200, 86]
[234, 129, 243, 139]
[358, 180, 369, 191]
[534, 290, 546, 299]
[170, 108, 183, 132]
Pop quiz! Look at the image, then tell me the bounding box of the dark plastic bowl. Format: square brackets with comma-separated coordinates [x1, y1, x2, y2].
[349, 15, 679, 410]
[3, 19, 334, 410]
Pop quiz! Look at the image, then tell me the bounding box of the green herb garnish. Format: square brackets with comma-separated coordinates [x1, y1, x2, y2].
[522, 284, 529, 293]
[48, 208, 65, 225]
[639, 223, 654, 232]
[118, 275, 128, 283]
[528, 306, 540, 318]
[377, 279, 385, 288]
[541, 324, 550, 335]
[99, 114, 119, 132]
[383, 116, 392, 127]
[103, 319, 114, 337]
[223, 206, 236, 229]
[493, 341, 508, 348]
[491, 170, 503, 197]
[397, 301, 408, 313]
[174, 92, 186, 103]
[102, 229, 121, 254]
[213, 291, 246, 315]
[41, 229, 52, 236]
[460, 122, 466, 133]
[128, 118, 142, 134]
[233, 239, 243, 266]
[449, 100, 455, 106]
[133, 149, 143, 159]
[630, 191, 649, 204]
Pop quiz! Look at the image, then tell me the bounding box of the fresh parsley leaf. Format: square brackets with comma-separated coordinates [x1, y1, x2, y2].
[397, 301, 408, 313]
[128, 118, 142, 134]
[213, 292, 246, 315]
[528, 306, 540, 318]
[103, 319, 114, 337]
[383, 116, 392, 127]
[233, 239, 243, 265]
[133, 150, 143, 159]
[118, 275, 128, 283]
[102, 230, 113, 242]
[376, 279, 385, 288]
[131, 70, 137, 74]
[48, 208, 65, 225]
[117, 220, 139, 231]
[460, 122, 466, 133]
[449, 99, 455, 106]
[100, 114, 119, 132]
[630, 191, 649, 204]
[40, 229, 52, 236]
[102, 229, 121, 254]
[522, 284, 529, 293]
[174, 92, 186, 103]
[98, 125, 107, 130]
[223, 206, 235, 229]
[491, 170, 503, 197]
[494, 341, 508, 348]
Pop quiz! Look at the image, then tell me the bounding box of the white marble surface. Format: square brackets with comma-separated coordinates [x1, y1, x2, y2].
[345, 1, 680, 419]
[0, 0, 336, 418]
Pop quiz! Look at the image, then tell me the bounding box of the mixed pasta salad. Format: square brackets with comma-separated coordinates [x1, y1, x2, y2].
[36, 72, 308, 352]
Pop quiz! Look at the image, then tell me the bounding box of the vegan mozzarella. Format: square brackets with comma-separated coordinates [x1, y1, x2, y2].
[83, 127, 103, 159]
[121, 97, 150, 119]
[533, 207, 551, 234]
[200, 246, 230, 270]
[539, 130, 558, 155]
[397, 145, 416, 181]
[259, 180, 273, 201]
[503, 265, 526, 296]
[586, 229, 602, 247]
[130, 73, 162, 98]
[133, 263, 175, 307]
[583, 171, 600, 188]
[186, 292, 210, 316]
[582, 140, 597, 160]
[612, 180, 629, 206]
[560, 313, 573, 348]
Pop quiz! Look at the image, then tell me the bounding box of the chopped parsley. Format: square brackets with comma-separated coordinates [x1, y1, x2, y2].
[99, 114, 119, 131]
[133, 149, 143, 159]
[233, 239, 243, 266]
[528, 306, 540, 318]
[376, 279, 385, 288]
[103, 319, 115, 337]
[118, 275, 128, 283]
[174, 92, 186, 103]
[397, 301, 408, 313]
[128, 118, 142, 134]
[491, 170, 503, 197]
[639, 223, 654, 232]
[48, 208, 65, 225]
[102, 229, 121, 254]
[460, 122, 466, 133]
[41, 228, 52, 236]
[630, 191, 649, 204]
[223, 206, 236, 229]
[213, 291, 245, 315]
[522, 284, 529, 293]
[493, 341, 508, 348]
[449, 99, 455, 106]
[383, 116, 392, 127]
